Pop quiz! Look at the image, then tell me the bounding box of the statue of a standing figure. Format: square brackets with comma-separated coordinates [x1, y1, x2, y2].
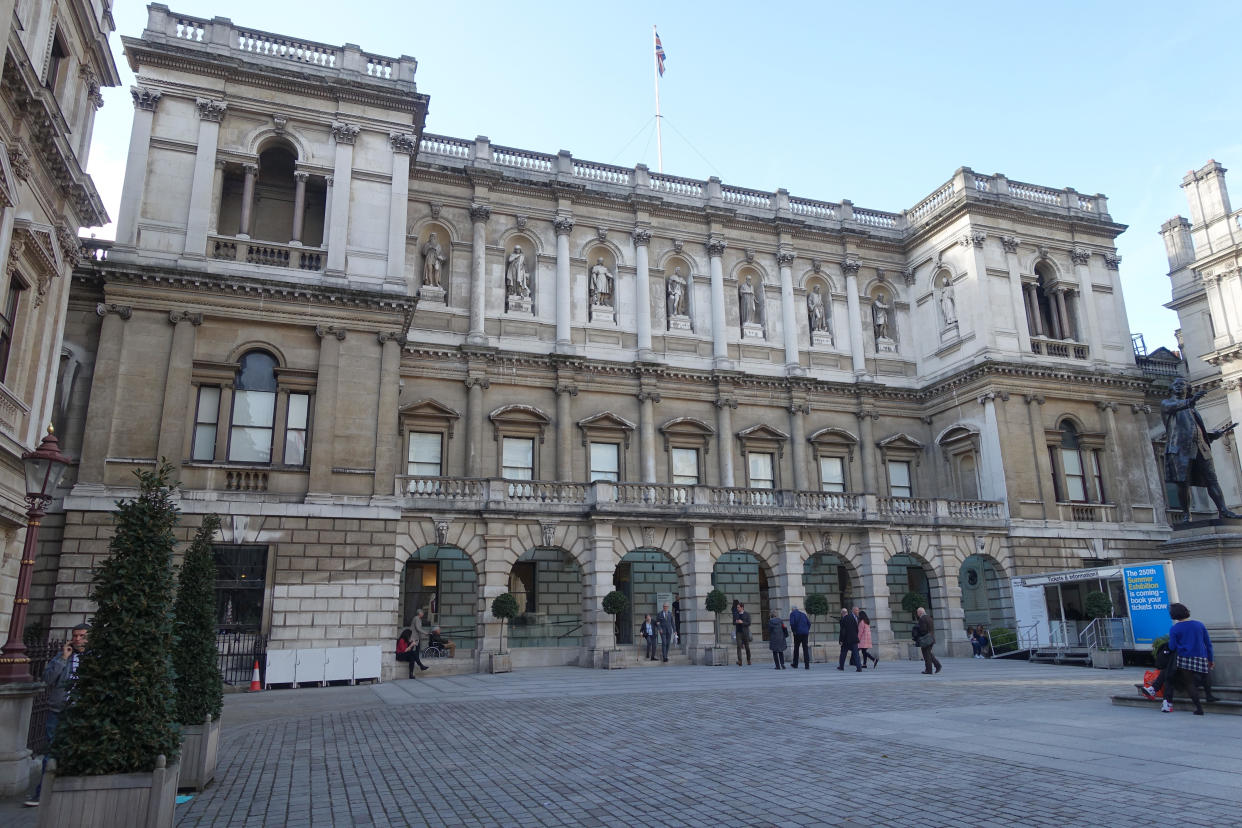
[421, 232, 445, 288]
[506, 245, 530, 298]
[739, 276, 757, 325]
[938, 280, 957, 325]
[1162, 378, 1240, 522]
[589, 257, 613, 307]
[807, 285, 829, 332]
[872, 292, 890, 340]
[667, 267, 687, 317]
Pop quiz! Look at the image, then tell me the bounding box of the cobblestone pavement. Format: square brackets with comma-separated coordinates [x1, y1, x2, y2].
[4, 657, 1240, 827]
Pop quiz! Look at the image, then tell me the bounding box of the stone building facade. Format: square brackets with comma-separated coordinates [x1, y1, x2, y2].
[33, 6, 1183, 675]
[0, 0, 117, 638]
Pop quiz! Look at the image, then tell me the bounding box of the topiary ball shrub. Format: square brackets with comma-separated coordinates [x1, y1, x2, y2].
[1084, 590, 1113, 619]
[602, 590, 628, 616]
[805, 593, 830, 618]
[900, 591, 927, 618]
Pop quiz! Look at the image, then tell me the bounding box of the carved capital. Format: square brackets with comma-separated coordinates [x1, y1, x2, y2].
[959, 231, 987, 248]
[331, 122, 361, 144]
[293, 171, 310, 184]
[705, 236, 727, 257]
[789, 402, 811, 416]
[377, 331, 404, 344]
[1000, 235, 1020, 254]
[1070, 248, 1091, 266]
[168, 310, 203, 326]
[1024, 393, 1045, 406]
[195, 97, 227, 122]
[96, 303, 132, 321]
[553, 215, 574, 236]
[7, 143, 31, 182]
[777, 249, 796, 267]
[854, 409, 879, 421]
[130, 86, 162, 112]
[464, 376, 491, 390]
[715, 397, 738, 410]
[631, 228, 652, 247]
[977, 392, 996, 406]
[555, 382, 579, 397]
[469, 203, 491, 223]
[841, 257, 861, 276]
[389, 132, 417, 154]
[242, 163, 258, 177]
[637, 390, 662, 403]
[1096, 400, 1119, 412]
[1103, 253, 1122, 270]
[1130, 403, 1152, 415]
[314, 324, 347, 341]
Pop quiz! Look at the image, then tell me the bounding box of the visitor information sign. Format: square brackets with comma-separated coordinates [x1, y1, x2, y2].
[1122, 564, 1170, 647]
[1009, 577, 1051, 647]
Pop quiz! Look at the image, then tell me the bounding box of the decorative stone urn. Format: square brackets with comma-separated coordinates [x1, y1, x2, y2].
[38, 755, 180, 828]
[178, 714, 221, 791]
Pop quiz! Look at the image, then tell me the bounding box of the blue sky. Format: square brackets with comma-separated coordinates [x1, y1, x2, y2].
[90, 1, 1242, 348]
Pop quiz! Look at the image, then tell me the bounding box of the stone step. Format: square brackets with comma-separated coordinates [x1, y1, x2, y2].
[1111, 694, 1242, 715]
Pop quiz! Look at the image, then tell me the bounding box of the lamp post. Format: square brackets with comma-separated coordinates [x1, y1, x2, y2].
[0, 428, 70, 683]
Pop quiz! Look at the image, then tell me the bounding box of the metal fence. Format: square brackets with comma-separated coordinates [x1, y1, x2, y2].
[216, 631, 267, 686]
[25, 640, 64, 755]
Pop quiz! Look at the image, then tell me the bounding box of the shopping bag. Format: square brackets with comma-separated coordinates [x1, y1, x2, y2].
[1141, 668, 1163, 699]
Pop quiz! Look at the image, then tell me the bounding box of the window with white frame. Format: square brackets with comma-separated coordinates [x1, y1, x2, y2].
[407, 431, 443, 477]
[228, 351, 278, 463]
[1054, 421, 1105, 503]
[191, 386, 221, 461]
[672, 447, 700, 485]
[589, 442, 620, 482]
[887, 460, 912, 498]
[819, 456, 846, 492]
[502, 437, 535, 480]
[0, 279, 25, 384]
[284, 392, 309, 466]
[748, 452, 775, 489]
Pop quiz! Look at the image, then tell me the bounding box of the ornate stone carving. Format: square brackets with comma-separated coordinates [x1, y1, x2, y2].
[505, 246, 531, 300]
[1096, 400, 1119, 412]
[555, 382, 579, 397]
[272, 114, 288, 133]
[744, 249, 755, 264]
[540, 523, 557, 548]
[1131, 403, 1152, 414]
[642, 527, 655, 549]
[469, 203, 491, 223]
[959, 231, 987, 248]
[377, 331, 404, 344]
[553, 215, 574, 236]
[435, 521, 450, 546]
[588, 258, 614, 313]
[738, 275, 761, 328]
[841, 257, 861, 276]
[514, 214, 527, 230]
[389, 132, 417, 154]
[420, 233, 446, 289]
[777, 250, 795, 267]
[1000, 235, 1021, 254]
[464, 376, 491, 390]
[789, 402, 811, 416]
[1024, 393, 1045, 405]
[872, 292, 894, 351]
[7, 143, 31, 182]
[1104, 253, 1122, 270]
[900, 268, 915, 286]
[429, 202, 442, 219]
[79, 65, 103, 109]
[195, 97, 227, 122]
[632, 227, 652, 246]
[168, 310, 204, 326]
[1070, 248, 1091, 266]
[705, 236, 727, 257]
[331, 122, 361, 144]
[96, 303, 132, 320]
[637, 390, 662, 403]
[130, 86, 162, 111]
[667, 266, 688, 320]
[55, 224, 80, 268]
[596, 226, 608, 242]
[715, 397, 738, 410]
[807, 284, 830, 334]
[314, 324, 347, 341]
[671, 239, 684, 253]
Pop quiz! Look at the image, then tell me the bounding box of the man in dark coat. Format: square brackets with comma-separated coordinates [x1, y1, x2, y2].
[1162, 378, 1240, 522]
[788, 605, 811, 669]
[734, 602, 752, 666]
[916, 607, 942, 674]
[837, 607, 861, 671]
[656, 603, 676, 662]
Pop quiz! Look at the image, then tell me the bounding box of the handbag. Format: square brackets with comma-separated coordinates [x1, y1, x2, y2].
[916, 633, 935, 649]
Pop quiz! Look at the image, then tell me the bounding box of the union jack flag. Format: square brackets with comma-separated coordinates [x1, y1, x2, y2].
[655, 31, 667, 76]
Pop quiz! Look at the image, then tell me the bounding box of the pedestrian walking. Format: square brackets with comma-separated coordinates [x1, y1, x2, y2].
[672, 594, 682, 638]
[1162, 602, 1217, 714]
[26, 623, 88, 807]
[837, 607, 861, 672]
[639, 614, 658, 661]
[656, 603, 676, 662]
[915, 607, 941, 674]
[768, 610, 789, 669]
[788, 604, 811, 669]
[858, 609, 879, 668]
[734, 602, 752, 665]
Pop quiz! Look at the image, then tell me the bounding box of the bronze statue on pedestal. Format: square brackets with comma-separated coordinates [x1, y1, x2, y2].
[1162, 377, 1240, 523]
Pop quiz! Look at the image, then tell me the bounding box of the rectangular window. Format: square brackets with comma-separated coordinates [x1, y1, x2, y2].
[748, 452, 775, 489]
[819, 456, 845, 493]
[1061, 448, 1087, 502]
[888, 460, 912, 498]
[406, 431, 443, 477]
[229, 390, 276, 462]
[589, 442, 619, 482]
[212, 544, 267, 633]
[1091, 449, 1106, 503]
[502, 437, 534, 480]
[671, 447, 699, 485]
[191, 386, 220, 461]
[0, 281, 23, 384]
[284, 393, 309, 466]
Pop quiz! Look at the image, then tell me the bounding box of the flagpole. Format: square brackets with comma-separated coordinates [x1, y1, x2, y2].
[653, 24, 663, 173]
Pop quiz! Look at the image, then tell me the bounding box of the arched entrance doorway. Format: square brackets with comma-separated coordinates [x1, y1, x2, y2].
[402, 544, 478, 653]
[615, 548, 679, 645]
[712, 550, 774, 643]
[802, 551, 858, 644]
[885, 553, 938, 643]
[958, 553, 1014, 636]
[508, 547, 583, 649]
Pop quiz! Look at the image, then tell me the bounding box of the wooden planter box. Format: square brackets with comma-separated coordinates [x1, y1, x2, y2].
[39, 756, 179, 828]
[1091, 649, 1124, 669]
[703, 645, 729, 666]
[179, 715, 221, 791]
[489, 653, 512, 673]
[601, 649, 627, 669]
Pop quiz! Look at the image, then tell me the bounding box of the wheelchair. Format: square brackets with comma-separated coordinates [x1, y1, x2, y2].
[422, 643, 449, 658]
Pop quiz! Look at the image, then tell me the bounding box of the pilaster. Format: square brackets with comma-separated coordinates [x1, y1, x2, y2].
[386, 133, 415, 287]
[155, 310, 202, 466]
[554, 215, 574, 352]
[326, 122, 359, 276]
[76, 303, 132, 485]
[307, 324, 346, 497]
[116, 87, 161, 247]
[843, 259, 866, 376]
[706, 236, 730, 368]
[632, 228, 654, 360]
[183, 98, 226, 258]
[373, 331, 402, 496]
[778, 249, 801, 374]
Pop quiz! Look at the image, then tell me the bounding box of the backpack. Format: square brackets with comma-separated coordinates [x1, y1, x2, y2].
[1154, 643, 1172, 670]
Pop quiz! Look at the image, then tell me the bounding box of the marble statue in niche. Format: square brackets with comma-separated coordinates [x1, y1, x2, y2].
[505, 244, 532, 313]
[938, 278, 957, 326]
[588, 257, 615, 323]
[807, 283, 832, 346]
[419, 232, 447, 302]
[667, 266, 690, 330]
[873, 291, 897, 353]
[739, 275, 764, 338]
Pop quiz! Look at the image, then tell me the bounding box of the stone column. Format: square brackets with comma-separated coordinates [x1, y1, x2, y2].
[183, 98, 226, 257]
[464, 376, 489, 477]
[637, 389, 660, 483]
[1025, 283, 1046, 337]
[1098, 401, 1131, 521]
[237, 163, 258, 240]
[290, 171, 308, 244]
[1024, 394, 1050, 518]
[977, 392, 1010, 513]
[1071, 248, 1104, 360]
[633, 228, 654, 359]
[554, 215, 574, 351]
[155, 310, 203, 466]
[467, 204, 490, 345]
[684, 525, 718, 658]
[325, 122, 359, 276]
[76, 304, 132, 485]
[930, 542, 965, 654]
[582, 521, 617, 665]
[843, 258, 867, 376]
[857, 409, 877, 493]
[208, 159, 226, 236]
[706, 236, 729, 367]
[555, 381, 577, 481]
[778, 250, 800, 373]
[373, 331, 402, 496]
[387, 134, 415, 286]
[856, 533, 893, 650]
[322, 175, 334, 243]
[307, 325, 345, 497]
[715, 395, 737, 487]
[1054, 289, 1071, 340]
[116, 87, 161, 247]
[1000, 236, 1031, 353]
[789, 401, 809, 492]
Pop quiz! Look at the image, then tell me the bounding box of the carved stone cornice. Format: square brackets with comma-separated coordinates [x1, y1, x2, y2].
[389, 133, 418, 154]
[331, 122, 361, 145]
[841, 257, 861, 276]
[79, 65, 103, 109]
[168, 310, 203, 326]
[96, 303, 132, 320]
[553, 215, 574, 236]
[55, 225, 81, 269]
[314, 324, 347, 341]
[777, 250, 796, 267]
[1070, 248, 1091, 266]
[1000, 235, 1020, 254]
[131, 86, 162, 112]
[1104, 253, 1122, 270]
[469, 203, 491, 223]
[631, 228, 652, 246]
[195, 97, 227, 122]
[705, 236, 727, 257]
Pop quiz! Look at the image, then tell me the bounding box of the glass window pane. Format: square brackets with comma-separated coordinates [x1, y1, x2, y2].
[502, 437, 534, 479]
[1066, 474, 1087, 502]
[1060, 449, 1083, 476]
[229, 426, 272, 462]
[888, 461, 911, 497]
[196, 386, 220, 425]
[589, 442, 619, 482]
[236, 351, 277, 391]
[749, 452, 774, 488]
[191, 386, 220, 461]
[192, 424, 217, 461]
[284, 429, 306, 466]
[407, 432, 443, 476]
[232, 390, 275, 428]
[819, 457, 845, 492]
[286, 393, 308, 429]
[672, 448, 699, 485]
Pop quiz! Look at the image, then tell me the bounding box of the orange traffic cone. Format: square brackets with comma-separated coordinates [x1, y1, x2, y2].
[248, 660, 262, 692]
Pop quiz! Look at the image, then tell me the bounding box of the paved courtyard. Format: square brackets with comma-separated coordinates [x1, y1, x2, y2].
[3, 657, 1240, 827]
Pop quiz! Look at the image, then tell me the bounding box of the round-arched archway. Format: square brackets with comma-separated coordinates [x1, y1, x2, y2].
[402, 544, 478, 653]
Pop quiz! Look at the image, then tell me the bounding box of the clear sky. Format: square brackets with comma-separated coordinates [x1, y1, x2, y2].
[89, 0, 1242, 350]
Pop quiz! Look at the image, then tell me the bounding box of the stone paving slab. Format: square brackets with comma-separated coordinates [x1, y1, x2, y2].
[2, 658, 1240, 827]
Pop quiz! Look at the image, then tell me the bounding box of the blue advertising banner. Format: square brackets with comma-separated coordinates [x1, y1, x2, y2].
[1123, 565, 1170, 647]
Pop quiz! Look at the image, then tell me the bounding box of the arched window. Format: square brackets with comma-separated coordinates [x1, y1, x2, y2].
[1051, 421, 1105, 503]
[229, 351, 278, 463]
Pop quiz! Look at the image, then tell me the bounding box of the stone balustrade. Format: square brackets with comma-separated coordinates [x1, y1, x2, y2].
[394, 476, 1005, 526]
[1056, 502, 1117, 523]
[1030, 337, 1090, 360]
[209, 235, 325, 272]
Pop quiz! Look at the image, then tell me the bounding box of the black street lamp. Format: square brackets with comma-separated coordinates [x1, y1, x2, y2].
[0, 428, 70, 683]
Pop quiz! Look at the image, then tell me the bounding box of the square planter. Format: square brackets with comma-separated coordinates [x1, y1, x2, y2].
[1091, 649, 1124, 669]
[489, 653, 512, 674]
[178, 715, 221, 791]
[602, 649, 627, 669]
[703, 645, 729, 666]
[39, 756, 179, 828]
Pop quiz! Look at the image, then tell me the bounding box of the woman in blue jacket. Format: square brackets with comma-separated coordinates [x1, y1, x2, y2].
[1163, 602, 1215, 715]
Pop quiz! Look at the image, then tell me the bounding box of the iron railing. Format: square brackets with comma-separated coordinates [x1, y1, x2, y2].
[25, 640, 64, 755]
[216, 631, 267, 686]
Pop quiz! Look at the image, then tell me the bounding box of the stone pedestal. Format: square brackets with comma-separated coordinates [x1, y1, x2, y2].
[940, 323, 959, 343]
[507, 296, 532, 315]
[590, 304, 615, 324]
[1163, 524, 1242, 684]
[876, 335, 898, 354]
[669, 315, 691, 331]
[811, 331, 833, 348]
[742, 322, 764, 340]
[418, 285, 445, 304]
[0, 682, 41, 797]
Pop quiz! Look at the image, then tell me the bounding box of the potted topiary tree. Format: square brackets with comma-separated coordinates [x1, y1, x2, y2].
[600, 590, 629, 669]
[900, 591, 927, 660]
[1085, 590, 1123, 669]
[39, 464, 181, 828]
[173, 514, 223, 791]
[703, 589, 729, 666]
[805, 593, 830, 664]
[489, 592, 519, 673]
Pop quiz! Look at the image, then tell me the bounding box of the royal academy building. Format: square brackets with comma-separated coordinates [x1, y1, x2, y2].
[31, 5, 1188, 677]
